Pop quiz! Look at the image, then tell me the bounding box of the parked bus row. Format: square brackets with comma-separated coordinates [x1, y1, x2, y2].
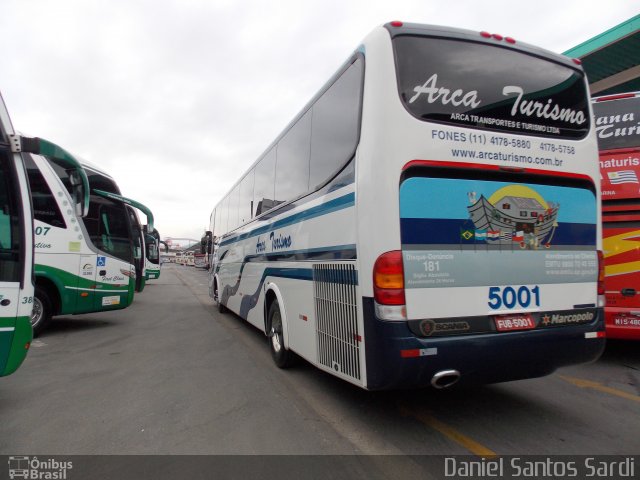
[170, 248, 209, 268]
[0, 92, 162, 377]
[5, 22, 636, 387]
[206, 21, 607, 390]
[175, 251, 194, 266]
[27, 161, 158, 335]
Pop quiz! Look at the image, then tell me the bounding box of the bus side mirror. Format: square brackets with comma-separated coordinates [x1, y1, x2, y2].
[202, 231, 213, 254]
[69, 170, 89, 217]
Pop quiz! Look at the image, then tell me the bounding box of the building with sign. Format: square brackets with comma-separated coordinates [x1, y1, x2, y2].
[564, 14, 640, 96]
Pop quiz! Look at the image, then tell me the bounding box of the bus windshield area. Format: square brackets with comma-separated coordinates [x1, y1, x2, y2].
[392, 36, 589, 139]
[145, 230, 160, 265]
[0, 154, 21, 282]
[84, 197, 133, 263]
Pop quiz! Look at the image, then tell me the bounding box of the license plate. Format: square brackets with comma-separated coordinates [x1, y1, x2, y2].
[494, 313, 535, 332]
[614, 316, 640, 327]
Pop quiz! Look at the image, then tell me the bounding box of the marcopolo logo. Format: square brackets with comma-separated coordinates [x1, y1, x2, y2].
[541, 311, 595, 326]
[81, 263, 93, 277]
[8, 456, 73, 479]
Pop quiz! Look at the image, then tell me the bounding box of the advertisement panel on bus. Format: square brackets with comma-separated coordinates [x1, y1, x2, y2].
[594, 92, 640, 340]
[600, 151, 640, 200]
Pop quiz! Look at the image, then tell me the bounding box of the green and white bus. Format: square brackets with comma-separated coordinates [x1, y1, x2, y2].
[144, 227, 162, 280]
[102, 188, 154, 293]
[23, 147, 154, 335]
[0, 93, 34, 376]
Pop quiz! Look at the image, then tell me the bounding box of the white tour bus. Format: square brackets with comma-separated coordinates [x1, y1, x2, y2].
[0, 93, 34, 376]
[23, 148, 154, 335]
[208, 22, 604, 390]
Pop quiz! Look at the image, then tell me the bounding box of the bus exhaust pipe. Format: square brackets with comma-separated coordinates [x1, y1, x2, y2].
[431, 370, 461, 389]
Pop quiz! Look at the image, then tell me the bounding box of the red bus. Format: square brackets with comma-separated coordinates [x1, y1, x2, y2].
[594, 92, 640, 339]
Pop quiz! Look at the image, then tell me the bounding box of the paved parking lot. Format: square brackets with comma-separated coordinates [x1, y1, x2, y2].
[1, 264, 638, 463]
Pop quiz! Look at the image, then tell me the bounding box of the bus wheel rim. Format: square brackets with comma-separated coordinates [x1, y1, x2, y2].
[271, 312, 282, 353]
[31, 297, 43, 327]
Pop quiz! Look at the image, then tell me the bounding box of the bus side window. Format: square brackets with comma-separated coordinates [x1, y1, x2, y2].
[253, 147, 276, 218]
[309, 57, 363, 190]
[274, 110, 312, 203]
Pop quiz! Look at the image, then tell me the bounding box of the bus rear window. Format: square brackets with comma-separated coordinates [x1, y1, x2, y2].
[400, 174, 597, 289]
[393, 36, 589, 139]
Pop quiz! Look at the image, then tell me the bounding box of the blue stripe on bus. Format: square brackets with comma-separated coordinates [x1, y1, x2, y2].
[260, 267, 358, 285]
[232, 266, 359, 319]
[237, 268, 314, 319]
[400, 218, 597, 246]
[263, 267, 314, 282]
[214, 244, 357, 276]
[244, 244, 357, 262]
[220, 192, 355, 247]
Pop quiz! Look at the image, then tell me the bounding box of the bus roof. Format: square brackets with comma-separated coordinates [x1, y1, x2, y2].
[384, 22, 580, 69]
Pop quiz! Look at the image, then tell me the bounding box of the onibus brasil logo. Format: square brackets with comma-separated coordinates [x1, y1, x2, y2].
[8, 456, 72, 479]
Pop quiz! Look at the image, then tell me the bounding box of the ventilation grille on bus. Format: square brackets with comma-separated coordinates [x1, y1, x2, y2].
[313, 263, 360, 381]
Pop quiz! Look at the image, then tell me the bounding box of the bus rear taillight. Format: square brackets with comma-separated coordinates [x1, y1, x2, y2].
[597, 250, 605, 295]
[595, 93, 635, 102]
[480, 32, 516, 44]
[374, 251, 407, 320]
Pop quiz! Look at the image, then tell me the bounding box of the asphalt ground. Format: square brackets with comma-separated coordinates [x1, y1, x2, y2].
[1, 264, 638, 477]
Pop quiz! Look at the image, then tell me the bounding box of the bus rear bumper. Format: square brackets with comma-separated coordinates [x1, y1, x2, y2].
[362, 298, 605, 390]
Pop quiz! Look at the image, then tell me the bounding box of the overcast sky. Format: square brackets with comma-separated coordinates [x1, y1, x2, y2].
[2, 1, 637, 241]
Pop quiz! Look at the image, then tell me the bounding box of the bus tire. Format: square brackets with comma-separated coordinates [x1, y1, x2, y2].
[267, 300, 296, 368]
[214, 281, 227, 314]
[31, 286, 53, 337]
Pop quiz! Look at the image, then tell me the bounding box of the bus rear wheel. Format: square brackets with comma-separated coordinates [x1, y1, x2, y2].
[267, 300, 296, 368]
[214, 281, 227, 313]
[31, 287, 53, 337]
